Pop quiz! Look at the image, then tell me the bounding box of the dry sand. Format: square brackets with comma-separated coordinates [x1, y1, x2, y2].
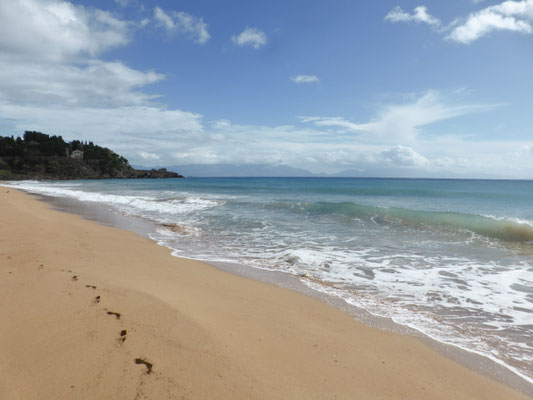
[0, 187, 530, 400]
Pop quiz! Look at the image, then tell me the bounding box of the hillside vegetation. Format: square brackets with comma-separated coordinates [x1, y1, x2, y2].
[0, 131, 182, 180]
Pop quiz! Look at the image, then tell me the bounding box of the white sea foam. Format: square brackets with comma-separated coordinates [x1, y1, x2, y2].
[171, 235, 533, 383]
[485, 214, 533, 228]
[302, 279, 533, 385]
[4, 181, 223, 217]
[5, 179, 532, 384]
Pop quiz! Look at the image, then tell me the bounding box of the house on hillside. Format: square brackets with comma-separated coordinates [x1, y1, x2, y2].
[71, 150, 84, 160]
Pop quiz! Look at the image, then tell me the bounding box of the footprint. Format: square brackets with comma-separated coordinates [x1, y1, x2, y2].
[85, 285, 97, 289]
[119, 329, 127, 344]
[71, 275, 78, 281]
[93, 295, 101, 304]
[107, 311, 121, 320]
[134, 358, 153, 374]
[37, 264, 44, 270]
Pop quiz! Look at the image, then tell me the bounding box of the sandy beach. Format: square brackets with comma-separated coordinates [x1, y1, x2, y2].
[0, 187, 530, 400]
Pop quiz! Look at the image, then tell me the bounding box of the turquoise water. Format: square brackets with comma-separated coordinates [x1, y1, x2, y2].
[7, 177, 533, 382]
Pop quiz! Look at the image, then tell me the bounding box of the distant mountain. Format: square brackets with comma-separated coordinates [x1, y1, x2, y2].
[135, 163, 438, 179]
[330, 168, 475, 179]
[157, 164, 316, 177]
[157, 163, 439, 179]
[331, 168, 420, 178]
[0, 131, 183, 180]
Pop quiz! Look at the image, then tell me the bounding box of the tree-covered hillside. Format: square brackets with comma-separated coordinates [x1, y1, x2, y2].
[0, 131, 182, 180]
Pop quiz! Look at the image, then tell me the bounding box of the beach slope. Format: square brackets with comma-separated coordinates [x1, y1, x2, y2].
[0, 188, 529, 399]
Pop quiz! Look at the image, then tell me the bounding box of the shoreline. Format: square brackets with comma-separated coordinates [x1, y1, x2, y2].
[34, 187, 533, 394]
[1, 186, 531, 399]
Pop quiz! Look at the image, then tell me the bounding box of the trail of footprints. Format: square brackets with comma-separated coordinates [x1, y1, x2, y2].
[61, 268, 154, 375]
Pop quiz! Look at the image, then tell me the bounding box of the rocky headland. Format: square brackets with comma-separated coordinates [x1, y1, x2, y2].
[0, 131, 182, 180]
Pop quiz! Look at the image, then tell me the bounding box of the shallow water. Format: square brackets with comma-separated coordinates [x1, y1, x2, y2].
[5, 177, 533, 383]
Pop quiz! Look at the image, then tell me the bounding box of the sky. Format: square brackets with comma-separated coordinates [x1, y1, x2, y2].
[0, 0, 532, 178]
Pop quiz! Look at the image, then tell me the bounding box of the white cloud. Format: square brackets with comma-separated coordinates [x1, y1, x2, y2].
[300, 91, 490, 142]
[211, 119, 232, 129]
[1, 103, 203, 136]
[138, 151, 161, 160]
[0, 102, 204, 162]
[1, 1, 531, 178]
[0, 0, 130, 62]
[2, 86, 531, 177]
[0, 59, 164, 107]
[291, 75, 320, 84]
[385, 1, 533, 43]
[153, 6, 210, 44]
[522, 144, 533, 153]
[148, 119, 533, 178]
[231, 27, 267, 49]
[385, 1, 533, 44]
[0, 0, 203, 167]
[447, 0, 533, 43]
[379, 145, 429, 167]
[0, 1, 161, 109]
[385, 6, 441, 26]
[299, 116, 363, 132]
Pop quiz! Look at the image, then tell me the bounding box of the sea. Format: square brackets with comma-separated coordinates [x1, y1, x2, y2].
[5, 177, 533, 385]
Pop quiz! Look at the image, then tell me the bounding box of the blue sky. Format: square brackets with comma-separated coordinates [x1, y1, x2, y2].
[1, 0, 532, 177]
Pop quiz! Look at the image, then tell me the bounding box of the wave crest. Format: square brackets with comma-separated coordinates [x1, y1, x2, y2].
[300, 201, 533, 243]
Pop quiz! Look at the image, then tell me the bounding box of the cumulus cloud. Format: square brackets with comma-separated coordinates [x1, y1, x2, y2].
[0, 0, 204, 166]
[379, 145, 429, 167]
[1, 103, 203, 137]
[1, 83, 527, 177]
[0, 0, 130, 62]
[129, 118, 529, 178]
[1, 1, 530, 177]
[447, 0, 533, 43]
[210, 119, 232, 129]
[385, 1, 533, 43]
[0, 60, 164, 108]
[153, 6, 210, 44]
[138, 151, 161, 160]
[0, 0, 162, 110]
[291, 75, 320, 83]
[385, 5, 441, 26]
[231, 27, 267, 49]
[0, 101, 204, 161]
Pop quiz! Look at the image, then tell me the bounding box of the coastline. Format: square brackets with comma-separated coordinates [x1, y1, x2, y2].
[35, 185, 533, 394]
[0, 187, 531, 399]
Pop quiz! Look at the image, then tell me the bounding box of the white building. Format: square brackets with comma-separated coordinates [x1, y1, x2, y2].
[71, 150, 84, 160]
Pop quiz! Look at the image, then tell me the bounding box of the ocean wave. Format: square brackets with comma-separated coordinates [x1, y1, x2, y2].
[289, 201, 533, 243]
[4, 181, 223, 216]
[5, 178, 533, 383]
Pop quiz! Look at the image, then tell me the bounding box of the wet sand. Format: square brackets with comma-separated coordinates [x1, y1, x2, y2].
[0, 187, 530, 399]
